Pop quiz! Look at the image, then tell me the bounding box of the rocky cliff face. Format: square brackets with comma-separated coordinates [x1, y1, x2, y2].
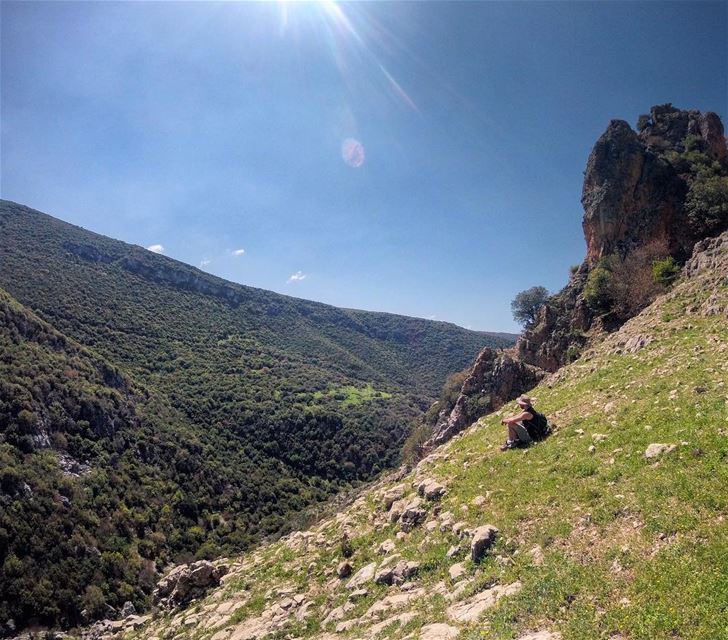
[639, 103, 726, 162]
[581, 119, 687, 264]
[582, 104, 727, 265]
[426, 348, 544, 446]
[430, 104, 727, 443]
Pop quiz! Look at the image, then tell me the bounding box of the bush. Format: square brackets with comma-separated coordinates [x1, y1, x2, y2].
[586, 241, 678, 321]
[685, 175, 728, 236]
[511, 286, 549, 328]
[652, 257, 680, 286]
[583, 263, 613, 314]
[81, 585, 106, 619]
[565, 344, 582, 363]
[401, 421, 432, 466]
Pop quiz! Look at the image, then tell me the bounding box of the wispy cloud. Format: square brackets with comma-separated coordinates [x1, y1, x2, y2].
[287, 270, 306, 283]
[232, 248, 245, 257]
[200, 258, 211, 268]
[147, 244, 165, 254]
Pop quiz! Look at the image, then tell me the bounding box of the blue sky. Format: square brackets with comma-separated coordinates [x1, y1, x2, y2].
[2, 1, 726, 332]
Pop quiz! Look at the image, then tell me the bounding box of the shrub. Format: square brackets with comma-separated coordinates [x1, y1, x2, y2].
[81, 585, 106, 619]
[652, 256, 680, 286]
[565, 344, 582, 363]
[610, 240, 677, 320]
[587, 241, 677, 321]
[584, 263, 613, 314]
[401, 421, 432, 466]
[511, 286, 549, 328]
[685, 175, 728, 237]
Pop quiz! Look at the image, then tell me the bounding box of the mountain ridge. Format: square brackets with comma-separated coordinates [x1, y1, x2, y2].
[1, 199, 512, 339]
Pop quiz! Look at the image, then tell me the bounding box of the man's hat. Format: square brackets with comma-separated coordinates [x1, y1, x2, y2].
[516, 394, 533, 407]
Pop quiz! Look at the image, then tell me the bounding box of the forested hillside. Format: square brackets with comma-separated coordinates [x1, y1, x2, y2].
[0, 200, 513, 632]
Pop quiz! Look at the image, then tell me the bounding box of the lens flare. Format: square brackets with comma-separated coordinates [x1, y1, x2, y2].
[341, 138, 365, 168]
[277, 0, 418, 112]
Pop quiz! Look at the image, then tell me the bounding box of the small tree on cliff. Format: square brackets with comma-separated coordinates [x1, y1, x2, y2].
[511, 286, 549, 328]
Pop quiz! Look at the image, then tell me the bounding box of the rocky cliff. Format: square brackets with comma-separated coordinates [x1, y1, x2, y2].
[429, 104, 727, 444]
[582, 104, 727, 265]
[426, 349, 544, 447]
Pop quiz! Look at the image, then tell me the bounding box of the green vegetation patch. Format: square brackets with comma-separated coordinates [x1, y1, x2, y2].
[312, 384, 393, 407]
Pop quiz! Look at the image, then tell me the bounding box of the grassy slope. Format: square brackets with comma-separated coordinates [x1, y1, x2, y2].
[134, 238, 727, 640]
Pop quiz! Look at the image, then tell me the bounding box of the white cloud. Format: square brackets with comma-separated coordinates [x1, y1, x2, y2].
[287, 270, 307, 283]
[427, 314, 437, 320]
[232, 248, 245, 257]
[147, 244, 165, 254]
[199, 258, 211, 268]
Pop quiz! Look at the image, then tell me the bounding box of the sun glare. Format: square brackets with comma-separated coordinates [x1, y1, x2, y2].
[275, 0, 417, 113]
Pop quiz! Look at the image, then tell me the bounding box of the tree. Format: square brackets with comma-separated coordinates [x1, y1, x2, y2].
[511, 286, 549, 328]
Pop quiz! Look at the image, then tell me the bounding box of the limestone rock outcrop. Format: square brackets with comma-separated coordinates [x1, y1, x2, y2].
[153, 560, 229, 608]
[427, 348, 545, 446]
[470, 525, 499, 562]
[582, 104, 727, 265]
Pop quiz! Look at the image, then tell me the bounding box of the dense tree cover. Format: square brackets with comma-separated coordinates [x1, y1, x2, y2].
[0, 201, 514, 631]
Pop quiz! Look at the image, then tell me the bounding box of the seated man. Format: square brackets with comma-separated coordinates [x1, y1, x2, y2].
[499, 394, 548, 450]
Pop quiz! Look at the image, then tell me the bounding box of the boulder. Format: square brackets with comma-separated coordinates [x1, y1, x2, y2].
[374, 554, 402, 585]
[417, 479, 446, 500]
[445, 544, 462, 559]
[153, 560, 229, 608]
[346, 562, 377, 589]
[419, 622, 460, 639]
[348, 588, 368, 602]
[471, 524, 499, 562]
[383, 485, 407, 510]
[448, 562, 466, 582]
[392, 560, 420, 585]
[399, 498, 426, 532]
[645, 443, 677, 459]
[446, 581, 522, 623]
[389, 497, 409, 523]
[423, 481, 446, 500]
[378, 539, 396, 555]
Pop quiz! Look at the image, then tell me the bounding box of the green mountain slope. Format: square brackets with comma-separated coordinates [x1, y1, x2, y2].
[130, 232, 727, 640]
[0, 200, 513, 631]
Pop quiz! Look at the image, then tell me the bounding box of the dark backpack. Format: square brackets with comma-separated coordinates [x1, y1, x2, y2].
[524, 407, 551, 441]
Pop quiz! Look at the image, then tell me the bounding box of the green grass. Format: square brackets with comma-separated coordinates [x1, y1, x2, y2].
[312, 384, 393, 407]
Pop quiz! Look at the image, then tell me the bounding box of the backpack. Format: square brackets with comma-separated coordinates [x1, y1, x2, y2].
[525, 407, 551, 441]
